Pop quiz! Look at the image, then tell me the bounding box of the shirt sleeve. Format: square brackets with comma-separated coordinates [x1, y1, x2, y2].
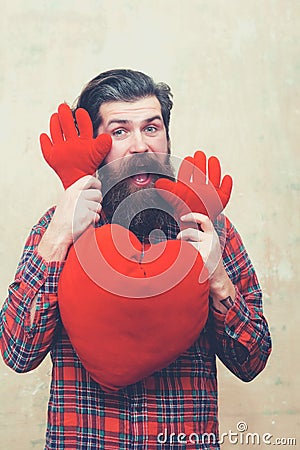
[0, 207, 65, 373]
[212, 215, 272, 381]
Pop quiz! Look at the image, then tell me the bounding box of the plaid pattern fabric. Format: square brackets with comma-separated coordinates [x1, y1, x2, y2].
[0, 208, 271, 450]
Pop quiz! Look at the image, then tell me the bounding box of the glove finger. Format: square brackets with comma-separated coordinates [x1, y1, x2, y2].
[219, 175, 233, 205]
[58, 103, 78, 139]
[208, 156, 221, 188]
[40, 133, 53, 165]
[75, 108, 93, 138]
[155, 178, 178, 203]
[155, 178, 176, 194]
[92, 134, 112, 165]
[193, 151, 206, 185]
[50, 113, 64, 144]
[177, 157, 194, 185]
[155, 178, 186, 209]
[155, 178, 197, 219]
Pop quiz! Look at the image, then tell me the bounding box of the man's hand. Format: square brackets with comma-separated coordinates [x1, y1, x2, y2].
[177, 213, 222, 279]
[38, 176, 102, 262]
[155, 151, 233, 228]
[177, 212, 235, 313]
[40, 103, 112, 189]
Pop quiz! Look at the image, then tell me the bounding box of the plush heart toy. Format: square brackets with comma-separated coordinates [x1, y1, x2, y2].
[58, 224, 209, 392]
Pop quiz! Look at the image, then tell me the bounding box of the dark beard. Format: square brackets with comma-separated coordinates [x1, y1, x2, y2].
[98, 153, 177, 242]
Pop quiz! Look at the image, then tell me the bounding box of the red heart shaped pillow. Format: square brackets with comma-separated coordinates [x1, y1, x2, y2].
[58, 224, 209, 392]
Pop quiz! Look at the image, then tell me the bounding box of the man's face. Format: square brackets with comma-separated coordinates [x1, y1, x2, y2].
[96, 96, 174, 240]
[97, 95, 169, 166]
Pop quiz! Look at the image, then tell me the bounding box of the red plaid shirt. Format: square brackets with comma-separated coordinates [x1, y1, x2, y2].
[0, 207, 271, 449]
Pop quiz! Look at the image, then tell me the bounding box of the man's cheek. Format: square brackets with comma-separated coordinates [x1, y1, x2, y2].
[105, 143, 126, 164]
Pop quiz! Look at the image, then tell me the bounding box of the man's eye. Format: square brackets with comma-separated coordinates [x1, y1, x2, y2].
[144, 126, 157, 133]
[112, 129, 126, 137]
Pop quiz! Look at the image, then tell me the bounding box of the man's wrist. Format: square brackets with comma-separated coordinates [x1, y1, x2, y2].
[37, 227, 70, 262]
[209, 262, 231, 294]
[209, 262, 236, 314]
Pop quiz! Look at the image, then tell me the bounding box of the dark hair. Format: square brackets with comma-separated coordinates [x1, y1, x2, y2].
[73, 69, 173, 141]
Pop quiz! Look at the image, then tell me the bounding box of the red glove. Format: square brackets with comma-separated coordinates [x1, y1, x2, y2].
[40, 103, 112, 189]
[155, 151, 233, 227]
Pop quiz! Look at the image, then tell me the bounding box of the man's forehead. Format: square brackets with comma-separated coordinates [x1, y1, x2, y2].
[99, 96, 163, 124]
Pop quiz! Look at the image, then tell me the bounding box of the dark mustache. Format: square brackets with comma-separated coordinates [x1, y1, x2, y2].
[98, 153, 175, 197]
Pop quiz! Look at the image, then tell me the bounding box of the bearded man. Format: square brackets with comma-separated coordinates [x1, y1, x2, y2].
[0, 69, 271, 449]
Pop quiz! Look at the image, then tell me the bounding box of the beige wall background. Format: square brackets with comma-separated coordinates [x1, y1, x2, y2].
[0, 0, 299, 448]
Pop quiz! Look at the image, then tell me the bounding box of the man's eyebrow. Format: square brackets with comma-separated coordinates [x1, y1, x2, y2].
[106, 116, 163, 127]
[143, 115, 163, 124]
[107, 119, 130, 127]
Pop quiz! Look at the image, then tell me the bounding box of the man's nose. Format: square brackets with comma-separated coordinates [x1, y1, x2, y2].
[129, 132, 149, 153]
